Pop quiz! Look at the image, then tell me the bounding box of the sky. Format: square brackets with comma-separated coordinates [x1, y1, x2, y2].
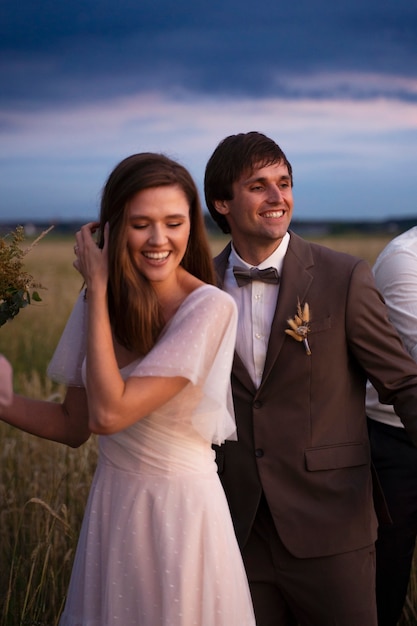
[1, 0, 416, 224]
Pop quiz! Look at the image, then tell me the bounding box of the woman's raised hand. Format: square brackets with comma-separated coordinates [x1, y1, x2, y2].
[73, 222, 109, 293]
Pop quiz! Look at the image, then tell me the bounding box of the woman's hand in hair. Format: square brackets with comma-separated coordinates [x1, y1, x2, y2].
[74, 222, 109, 295]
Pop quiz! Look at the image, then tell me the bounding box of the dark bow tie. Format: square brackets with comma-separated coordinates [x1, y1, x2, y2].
[233, 265, 280, 287]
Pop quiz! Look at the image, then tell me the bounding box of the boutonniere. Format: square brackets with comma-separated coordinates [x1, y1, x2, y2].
[285, 300, 311, 355]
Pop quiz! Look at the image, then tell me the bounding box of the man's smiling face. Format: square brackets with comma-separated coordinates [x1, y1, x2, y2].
[214, 161, 294, 265]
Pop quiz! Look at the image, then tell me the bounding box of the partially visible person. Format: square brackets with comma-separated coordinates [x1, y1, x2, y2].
[0, 354, 12, 406]
[366, 225, 417, 626]
[0, 153, 255, 625]
[204, 131, 417, 626]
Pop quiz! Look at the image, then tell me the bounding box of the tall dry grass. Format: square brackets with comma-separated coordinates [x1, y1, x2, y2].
[0, 235, 97, 626]
[0, 231, 416, 625]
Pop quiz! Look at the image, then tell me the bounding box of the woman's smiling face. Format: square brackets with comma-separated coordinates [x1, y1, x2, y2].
[126, 185, 191, 285]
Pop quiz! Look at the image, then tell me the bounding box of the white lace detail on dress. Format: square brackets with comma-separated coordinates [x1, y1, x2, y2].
[47, 285, 238, 444]
[47, 289, 87, 387]
[130, 285, 238, 445]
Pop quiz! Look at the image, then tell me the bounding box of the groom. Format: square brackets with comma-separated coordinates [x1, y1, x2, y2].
[204, 131, 417, 626]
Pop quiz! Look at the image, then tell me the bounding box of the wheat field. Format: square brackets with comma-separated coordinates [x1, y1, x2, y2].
[0, 231, 416, 625]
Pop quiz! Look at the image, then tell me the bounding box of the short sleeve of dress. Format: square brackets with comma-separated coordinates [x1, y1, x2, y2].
[47, 290, 87, 387]
[129, 285, 238, 445]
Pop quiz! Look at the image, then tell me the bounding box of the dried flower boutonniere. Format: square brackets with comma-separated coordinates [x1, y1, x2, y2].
[0, 225, 54, 327]
[285, 300, 311, 355]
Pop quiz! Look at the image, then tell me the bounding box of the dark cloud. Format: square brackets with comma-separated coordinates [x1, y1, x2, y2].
[1, 0, 416, 109]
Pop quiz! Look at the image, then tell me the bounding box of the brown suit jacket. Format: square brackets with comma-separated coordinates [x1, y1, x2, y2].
[214, 231, 417, 559]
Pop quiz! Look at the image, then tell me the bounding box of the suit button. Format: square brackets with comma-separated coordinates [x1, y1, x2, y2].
[255, 449, 264, 458]
[253, 401, 262, 409]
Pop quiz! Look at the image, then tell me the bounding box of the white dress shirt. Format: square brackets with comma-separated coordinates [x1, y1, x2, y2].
[223, 232, 290, 388]
[366, 226, 417, 427]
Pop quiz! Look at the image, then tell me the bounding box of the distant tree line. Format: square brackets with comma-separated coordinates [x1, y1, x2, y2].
[0, 215, 416, 239]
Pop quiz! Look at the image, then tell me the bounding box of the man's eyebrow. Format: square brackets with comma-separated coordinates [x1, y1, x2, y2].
[243, 174, 291, 185]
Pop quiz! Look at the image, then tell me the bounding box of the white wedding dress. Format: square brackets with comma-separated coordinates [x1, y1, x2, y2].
[48, 285, 255, 626]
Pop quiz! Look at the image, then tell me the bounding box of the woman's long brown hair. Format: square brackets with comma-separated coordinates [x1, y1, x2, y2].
[97, 153, 215, 355]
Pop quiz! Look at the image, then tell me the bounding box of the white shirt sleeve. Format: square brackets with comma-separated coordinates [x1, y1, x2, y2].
[366, 230, 417, 426]
[374, 248, 417, 362]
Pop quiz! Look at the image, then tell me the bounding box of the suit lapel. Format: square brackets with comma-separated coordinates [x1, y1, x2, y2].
[213, 243, 232, 287]
[214, 243, 256, 394]
[260, 233, 314, 391]
[214, 233, 315, 395]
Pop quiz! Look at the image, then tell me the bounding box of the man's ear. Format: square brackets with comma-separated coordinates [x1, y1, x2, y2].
[214, 199, 229, 215]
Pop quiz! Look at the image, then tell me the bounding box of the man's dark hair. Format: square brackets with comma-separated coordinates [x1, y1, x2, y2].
[204, 131, 293, 234]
